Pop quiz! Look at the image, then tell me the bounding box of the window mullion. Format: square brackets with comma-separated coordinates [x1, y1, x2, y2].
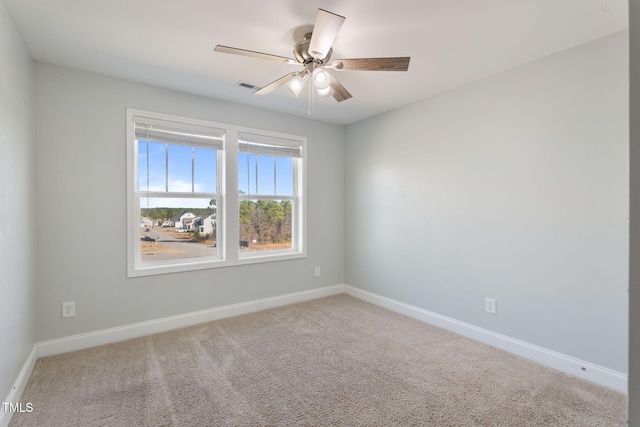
[225, 129, 239, 262]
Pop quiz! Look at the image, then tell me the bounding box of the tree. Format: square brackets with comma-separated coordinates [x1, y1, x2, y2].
[263, 200, 285, 243]
[239, 199, 254, 242]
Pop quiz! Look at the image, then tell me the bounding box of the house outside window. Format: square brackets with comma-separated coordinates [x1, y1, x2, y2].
[127, 109, 306, 277]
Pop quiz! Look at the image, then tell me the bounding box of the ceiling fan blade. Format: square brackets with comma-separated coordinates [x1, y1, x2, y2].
[308, 9, 345, 60]
[214, 45, 298, 64]
[329, 74, 352, 102]
[330, 57, 411, 72]
[254, 72, 299, 95]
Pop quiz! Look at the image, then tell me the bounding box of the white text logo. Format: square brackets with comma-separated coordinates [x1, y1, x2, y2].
[2, 402, 33, 413]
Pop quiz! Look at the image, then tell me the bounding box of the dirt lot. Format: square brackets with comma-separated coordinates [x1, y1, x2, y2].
[140, 240, 184, 255]
[140, 228, 290, 257]
[140, 229, 213, 256]
[244, 242, 292, 252]
[162, 229, 215, 244]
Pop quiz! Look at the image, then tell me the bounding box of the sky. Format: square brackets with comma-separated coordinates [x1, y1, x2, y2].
[138, 141, 293, 208]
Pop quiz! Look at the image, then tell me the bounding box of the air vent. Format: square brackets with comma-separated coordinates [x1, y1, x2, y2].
[235, 81, 261, 91]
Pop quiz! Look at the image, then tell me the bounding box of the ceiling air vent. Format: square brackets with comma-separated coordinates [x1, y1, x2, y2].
[235, 81, 261, 91]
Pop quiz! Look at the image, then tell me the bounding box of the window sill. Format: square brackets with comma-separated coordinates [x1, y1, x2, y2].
[128, 251, 306, 278]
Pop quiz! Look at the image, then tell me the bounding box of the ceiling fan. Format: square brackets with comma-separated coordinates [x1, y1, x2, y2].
[214, 9, 410, 104]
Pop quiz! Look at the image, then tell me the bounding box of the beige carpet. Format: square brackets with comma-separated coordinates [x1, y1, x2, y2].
[10, 294, 626, 426]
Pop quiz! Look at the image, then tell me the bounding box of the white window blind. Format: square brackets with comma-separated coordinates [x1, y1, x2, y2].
[134, 115, 225, 150]
[238, 132, 303, 158]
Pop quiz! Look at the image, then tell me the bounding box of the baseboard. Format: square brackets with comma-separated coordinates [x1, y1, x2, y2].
[32, 283, 626, 394]
[38, 284, 345, 358]
[0, 345, 38, 427]
[343, 285, 627, 393]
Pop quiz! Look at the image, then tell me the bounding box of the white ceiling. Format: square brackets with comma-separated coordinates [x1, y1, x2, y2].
[4, 0, 628, 125]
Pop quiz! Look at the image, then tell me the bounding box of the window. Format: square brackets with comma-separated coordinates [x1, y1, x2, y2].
[127, 109, 306, 277]
[238, 132, 302, 255]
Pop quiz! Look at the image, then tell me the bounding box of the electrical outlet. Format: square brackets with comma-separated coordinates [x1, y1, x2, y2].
[314, 266, 321, 277]
[485, 298, 497, 314]
[62, 301, 75, 318]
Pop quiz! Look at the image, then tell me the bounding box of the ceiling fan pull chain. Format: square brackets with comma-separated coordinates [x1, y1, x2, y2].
[308, 77, 315, 119]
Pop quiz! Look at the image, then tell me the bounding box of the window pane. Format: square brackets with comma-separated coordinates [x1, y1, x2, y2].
[239, 199, 293, 253]
[138, 140, 147, 191]
[238, 154, 292, 196]
[138, 141, 167, 192]
[139, 197, 217, 262]
[275, 157, 293, 196]
[168, 144, 193, 192]
[194, 148, 217, 193]
[238, 152, 249, 195]
[238, 153, 258, 195]
[257, 156, 275, 195]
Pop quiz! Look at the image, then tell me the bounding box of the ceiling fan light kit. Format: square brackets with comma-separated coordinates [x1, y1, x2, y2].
[316, 85, 334, 99]
[312, 68, 331, 89]
[286, 73, 308, 97]
[214, 8, 410, 117]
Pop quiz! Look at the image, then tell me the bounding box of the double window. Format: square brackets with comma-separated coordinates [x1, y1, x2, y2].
[127, 109, 306, 277]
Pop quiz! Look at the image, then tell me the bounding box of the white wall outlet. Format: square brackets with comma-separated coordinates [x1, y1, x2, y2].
[62, 301, 75, 318]
[485, 298, 497, 314]
[314, 266, 321, 277]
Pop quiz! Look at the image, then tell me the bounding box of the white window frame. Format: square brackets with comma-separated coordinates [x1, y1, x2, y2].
[126, 108, 307, 277]
[237, 132, 304, 260]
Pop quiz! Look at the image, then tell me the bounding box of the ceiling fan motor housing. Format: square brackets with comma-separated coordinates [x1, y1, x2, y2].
[293, 33, 332, 64]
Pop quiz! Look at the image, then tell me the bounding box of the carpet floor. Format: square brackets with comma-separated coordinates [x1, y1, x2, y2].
[9, 294, 626, 426]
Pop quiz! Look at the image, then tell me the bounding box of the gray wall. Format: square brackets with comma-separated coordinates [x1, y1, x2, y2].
[0, 0, 36, 401]
[629, 0, 639, 421]
[345, 32, 629, 373]
[34, 63, 345, 341]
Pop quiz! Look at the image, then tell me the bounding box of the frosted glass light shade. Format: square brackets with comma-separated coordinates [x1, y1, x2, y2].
[312, 69, 331, 90]
[286, 74, 307, 97]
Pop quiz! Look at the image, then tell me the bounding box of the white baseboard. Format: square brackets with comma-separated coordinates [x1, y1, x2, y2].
[0, 345, 38, 427]
[38, 284, 345, 358]
[343, 285, 627, 393]
[22, 282, 625, 408]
